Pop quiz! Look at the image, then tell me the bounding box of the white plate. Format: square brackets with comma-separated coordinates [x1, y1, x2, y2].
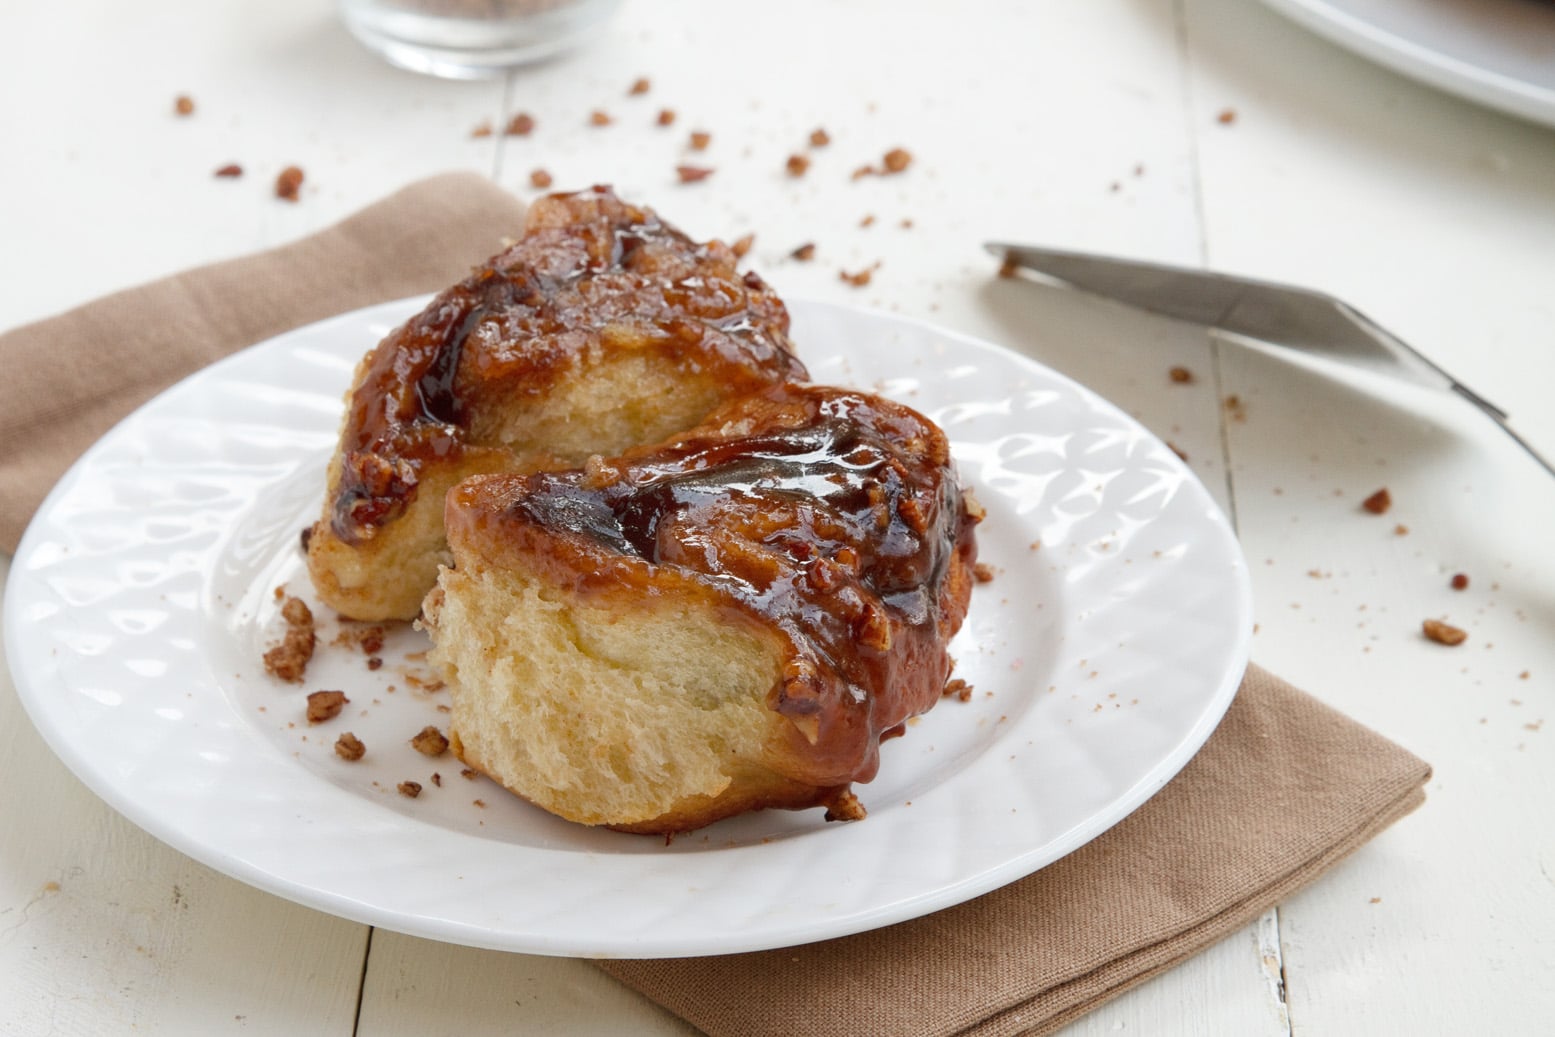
[1259, 0, 1555, 128]
[5, 298, 1251, 958]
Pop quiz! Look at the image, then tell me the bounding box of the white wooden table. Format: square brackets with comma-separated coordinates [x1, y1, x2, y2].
[3, 2, 1552, 1033]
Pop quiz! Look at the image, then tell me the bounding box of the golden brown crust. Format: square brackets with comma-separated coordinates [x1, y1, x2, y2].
[435, 383, 980, 832]
[306, 186, 806, 620]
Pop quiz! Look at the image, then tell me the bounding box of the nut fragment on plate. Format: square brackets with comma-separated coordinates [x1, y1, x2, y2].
[398, 781, 423, 798]
[263, 597, 316, 683]
[791, 242, 816, 261]
[306, 689, 349, 724]
[530, 168, 553, 189]
[505, 112, 536, 136]
[214, 163, 243, 178]
[174, 94, 195, 116]
[589, 110, 613, 127]
[676, 165, 714, 183]
[809, 128, 830, 148]
[1422, 618, 1467, 646]
[411, 725, 450, 756]
[786, 154, 809, 177]
[1169, 366, 1194, 384]
[656, 108, 676, 126]
[628, 77, 650, 96]
[688, 130, 711, 151]
[335, 732, 366, 761]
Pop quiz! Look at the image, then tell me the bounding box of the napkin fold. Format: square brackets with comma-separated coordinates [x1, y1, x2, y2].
[0, 175, 1430, 1036]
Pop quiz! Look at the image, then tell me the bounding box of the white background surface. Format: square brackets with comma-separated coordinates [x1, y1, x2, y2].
[2, 1, 1552, 1034]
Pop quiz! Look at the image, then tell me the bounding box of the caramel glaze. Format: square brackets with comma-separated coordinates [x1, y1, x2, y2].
[331, 185, 804, 544]
[445, 384, 981, 791]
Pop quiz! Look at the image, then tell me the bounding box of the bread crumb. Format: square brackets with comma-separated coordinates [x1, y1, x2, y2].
[791, 242, 816, 261]
[1450, 573, 1469, 590]
[859, 213, 875, 228]
[973, 563, 996, 584]
[628, 77, 650, 96]
[809, 128, 830, 147]
[1362, 488, 1392, 514]
[1217, 107, 1237, 125]
[1169, 366, 1194, 384]
[398, 781, 422, 799]
[943, 678, 974, 702]
[589, 109, 613, 127]
[306, 690, 349, 724]
[822, 788, 867, 822]
[529, 168, 553, 189]
[174, 94, 195, 116]
[688, 130, 711, 151]
[275, 166, 305, 202]
[786, 153, 810, 177]
[1394, 523, 1409, 536]
[656, 108, 676, 127]
[461, 768, 479, 780]
[214, 164, 243, 178]
[1422, 618, 1467, 646]
[506, 112, 536, 136]
[334, 732, 366, 761]
[470, 120, 493, 138]
[676, 165, 714, 183]
[411, 725, 450, 756]
[851, 164, 877, 180]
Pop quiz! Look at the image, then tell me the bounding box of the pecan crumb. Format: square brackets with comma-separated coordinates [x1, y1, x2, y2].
[656, 108, 676, 126]
[688, 130, 711, 151]
[791, 242, 817, 261]
[431, 772, 442, 787]
[214, 163, 243, 178]
[306, 690, 349, 724]
[589, 109, 613, 127]
[731, 233, 754, 258]
[397, 781, 422, 799]
[275, 166, 304, 202]
[334, 732, 365, 761]
[859, 213, 875, 228]
[411, 725, 449, 756]
[1217, 107, 1238, 125]
[973, 563, 996, 584]
[851, 164, 877, 180]
[1422, 618, 1467, 646]
[1362, 488, 1392, 515]
[786, 153, 810, 177]
[676, 165, 714, 183]
[174, 94, 195, 116]
[881, 147, 912, 173]
[529, 167, 553, 189]
[809, 127, 830, 148]
[506, 112, 536, 136]
[1450, 573, 1469, 590]
[263, 597, 316, 683]
[461, 768, 479, 780]
[839, 266, 875, 288]
[628, 77, 650, 96]
[366, 656, 383, 671]
[1169, 365, 1194, 384]
[470, 120, 493, 138]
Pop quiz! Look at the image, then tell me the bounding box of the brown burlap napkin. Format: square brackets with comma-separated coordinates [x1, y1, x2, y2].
[0, 176, 1430, 1036]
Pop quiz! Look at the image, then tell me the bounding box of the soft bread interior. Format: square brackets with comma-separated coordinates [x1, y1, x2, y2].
[312, 348, 738, 622]
[425, 556, 791, 829]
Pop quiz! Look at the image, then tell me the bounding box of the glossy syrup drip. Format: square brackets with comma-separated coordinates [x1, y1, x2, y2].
[501, 385, 979, 786]
[326, 186, 803, 545]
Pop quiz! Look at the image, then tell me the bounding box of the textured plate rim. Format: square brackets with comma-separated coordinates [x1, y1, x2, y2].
[4, 297, 1252, 957]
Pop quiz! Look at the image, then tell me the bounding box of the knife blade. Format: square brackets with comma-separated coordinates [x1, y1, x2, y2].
[987, 242, 1552, 477]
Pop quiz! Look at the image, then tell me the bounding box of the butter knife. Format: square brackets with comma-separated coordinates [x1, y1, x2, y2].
[987, 243, 1552, 478]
